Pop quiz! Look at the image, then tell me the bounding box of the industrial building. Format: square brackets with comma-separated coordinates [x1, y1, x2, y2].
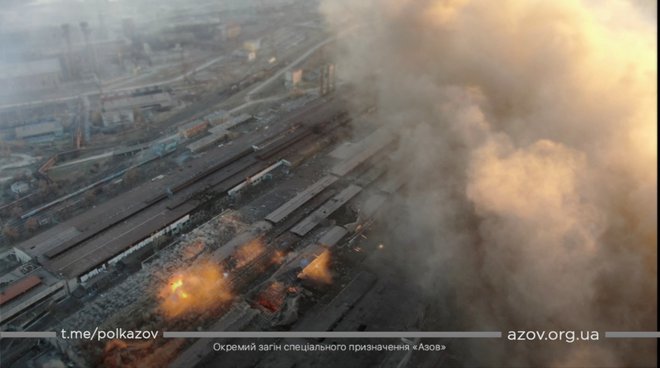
[41, 110, 405, 366]
[6, 82, 401, 368]
[0, 3, 425, 367]
[185, 113, 255, 152]
[101, 87, 175, 112]
[1, 1, 647, 367]
[285, 69, 303, 89]
[178, 119, 209, 139]
[186, 131, 229, 153]
[101, 109, 135, 127]
[14, 120, 64, 142]
[0, 248, 67, 327]
[99, 87, 175, 127]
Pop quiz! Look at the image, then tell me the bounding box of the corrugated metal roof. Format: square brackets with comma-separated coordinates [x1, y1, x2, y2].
[0, 274, 42, 306]
[290, 184, 362, 236]
[178, 119, 208, 132]
[330, 128, 395, 176]
[186, 131, 228, 153]
[265, 176, 338, 224]
[318, 226, 348, 247]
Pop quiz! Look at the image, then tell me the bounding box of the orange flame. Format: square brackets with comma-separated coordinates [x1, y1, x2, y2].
[271, 250, 286, 265]
[159, 261, 233, 319]
[256, 281, 287, 312]
[298, 250, 333, 284]
[234, 238, 265, 268]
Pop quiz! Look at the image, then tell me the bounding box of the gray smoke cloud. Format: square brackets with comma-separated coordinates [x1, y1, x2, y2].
[320, 0, 657, 366]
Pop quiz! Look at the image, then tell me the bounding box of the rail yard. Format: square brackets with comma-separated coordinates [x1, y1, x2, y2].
[0, 2, 435, 365]
[1, 84, 435, 366]
[3, 0, 655, 367]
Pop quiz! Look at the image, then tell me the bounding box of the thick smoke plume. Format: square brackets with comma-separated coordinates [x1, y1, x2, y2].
[320, 0, 657, 366]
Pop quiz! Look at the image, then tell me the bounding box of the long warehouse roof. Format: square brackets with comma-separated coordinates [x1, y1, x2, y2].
[0, 275, 42, 306]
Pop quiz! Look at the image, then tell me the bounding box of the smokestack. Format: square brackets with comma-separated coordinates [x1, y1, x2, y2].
[79, 21, 98, 75]
[320, 63, 336, 96]
[61, 23, 73, 78]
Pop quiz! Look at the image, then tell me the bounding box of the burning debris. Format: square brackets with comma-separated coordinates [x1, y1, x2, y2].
[253, 280, 303, 327]
[271, 250, 286, 265]
[256, 281, 287, 312]
[233, 238, 266, 268]
[159, 260, 233, 319]
[297, 250, 333, 285]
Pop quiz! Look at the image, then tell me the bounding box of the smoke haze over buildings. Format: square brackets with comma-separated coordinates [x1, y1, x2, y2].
[320, 0, 657, 366]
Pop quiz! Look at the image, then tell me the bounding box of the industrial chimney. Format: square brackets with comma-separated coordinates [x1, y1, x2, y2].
[80, 21, 98, 75]
[61, 23, 73, 78]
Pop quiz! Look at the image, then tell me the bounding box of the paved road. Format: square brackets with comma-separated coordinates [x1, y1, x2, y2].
[104, 54, 227, 91]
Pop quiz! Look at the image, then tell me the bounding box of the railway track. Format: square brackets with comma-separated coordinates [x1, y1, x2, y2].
[36, 98, 351, 279]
